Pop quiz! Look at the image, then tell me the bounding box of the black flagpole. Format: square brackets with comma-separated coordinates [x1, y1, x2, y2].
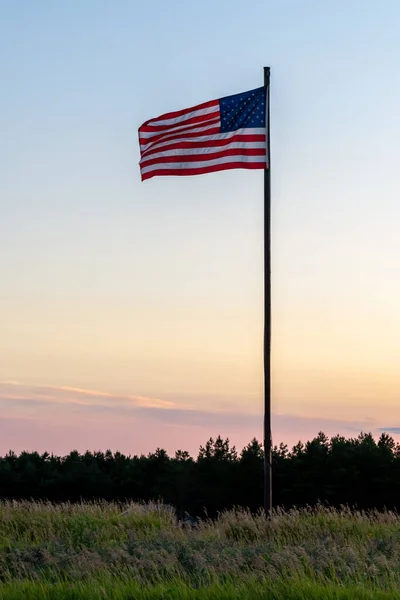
[263, 66, 272, 517]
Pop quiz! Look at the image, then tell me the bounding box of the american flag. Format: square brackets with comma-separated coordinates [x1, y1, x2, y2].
[138, 86, 268, 181]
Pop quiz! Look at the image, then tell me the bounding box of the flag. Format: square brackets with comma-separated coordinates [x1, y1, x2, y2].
[138, 86, 268, 181]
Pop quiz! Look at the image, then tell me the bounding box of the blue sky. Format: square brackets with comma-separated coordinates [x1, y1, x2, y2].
[1, 1, 400, 456]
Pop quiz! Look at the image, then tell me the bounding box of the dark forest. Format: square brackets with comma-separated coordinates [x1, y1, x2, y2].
[1, 431, 399, 518]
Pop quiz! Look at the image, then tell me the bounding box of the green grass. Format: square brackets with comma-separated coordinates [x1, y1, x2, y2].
[0, 500, 400, 598]
[2, 580, 400, 600]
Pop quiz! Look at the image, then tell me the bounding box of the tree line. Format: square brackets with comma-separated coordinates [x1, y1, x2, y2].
[0, 431, 399, 517]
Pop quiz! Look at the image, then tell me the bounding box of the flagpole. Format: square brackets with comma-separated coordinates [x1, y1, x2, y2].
[263, 66, 272, 517]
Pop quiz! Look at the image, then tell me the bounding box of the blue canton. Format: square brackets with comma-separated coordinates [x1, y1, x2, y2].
[219, 87, 266, 132]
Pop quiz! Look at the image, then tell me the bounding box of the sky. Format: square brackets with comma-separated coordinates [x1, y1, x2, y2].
[1, 0, 400, 458]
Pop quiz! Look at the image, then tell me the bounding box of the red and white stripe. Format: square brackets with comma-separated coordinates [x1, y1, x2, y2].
[138, 99, 267, 181]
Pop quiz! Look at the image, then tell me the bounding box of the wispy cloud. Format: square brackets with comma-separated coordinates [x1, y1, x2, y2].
[0, 380, 390, 457]
[0, 380, 381, 431]
[378, 427, 400, 434]
[0, 380, 181, 412]
[0, 380, 263, 429]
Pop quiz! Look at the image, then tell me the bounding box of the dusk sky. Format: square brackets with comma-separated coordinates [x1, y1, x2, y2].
[1, 0, 400, 457]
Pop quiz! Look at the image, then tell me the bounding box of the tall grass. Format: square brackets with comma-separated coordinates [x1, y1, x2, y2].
[0, 500, 400, 598]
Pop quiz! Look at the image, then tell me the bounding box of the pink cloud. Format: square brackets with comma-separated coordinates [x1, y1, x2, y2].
[0, 380, 389, 457]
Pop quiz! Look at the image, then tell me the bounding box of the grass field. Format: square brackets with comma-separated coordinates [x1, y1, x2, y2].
[0, 500, 399, 599]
